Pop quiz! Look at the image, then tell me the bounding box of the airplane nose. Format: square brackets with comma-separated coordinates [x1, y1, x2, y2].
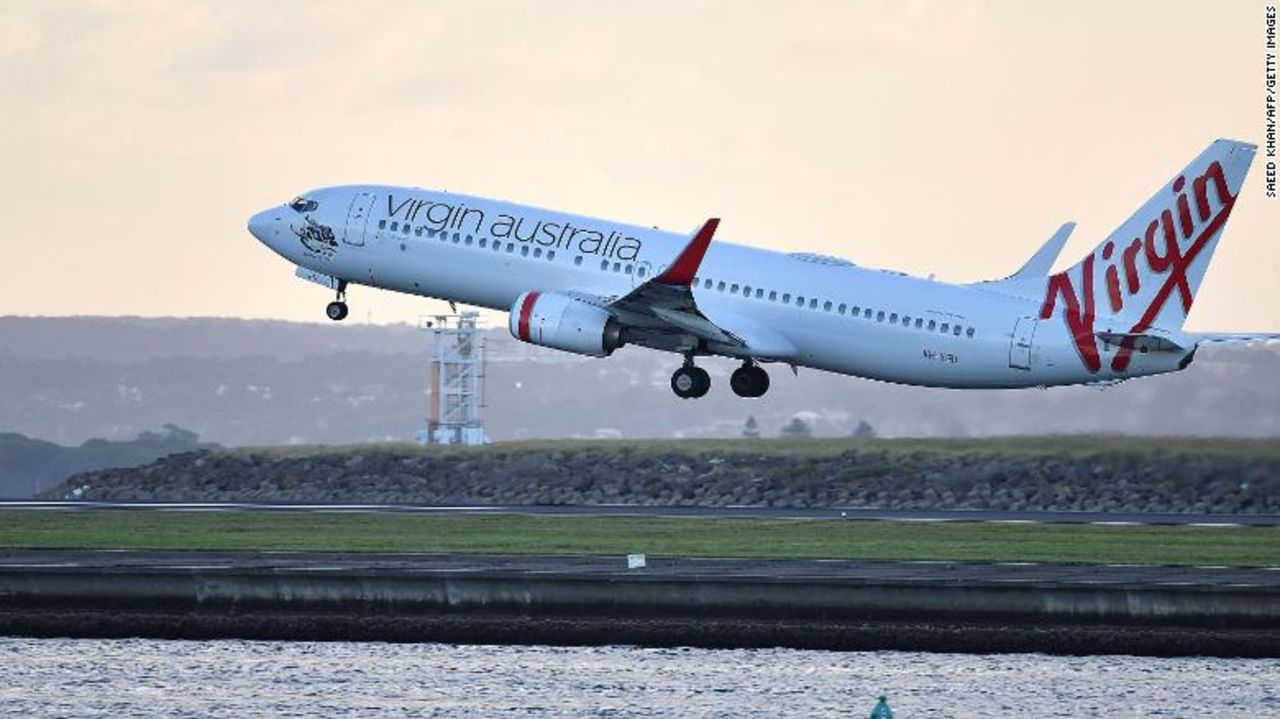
[247, 209, 276, 243]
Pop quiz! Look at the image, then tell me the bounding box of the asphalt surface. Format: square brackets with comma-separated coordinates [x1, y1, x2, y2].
[2, 549, 1277, 589]
[3, 501, 1278, 526]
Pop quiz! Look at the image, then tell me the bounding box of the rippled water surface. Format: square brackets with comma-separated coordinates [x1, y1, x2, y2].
[0, 638, 1276, 717]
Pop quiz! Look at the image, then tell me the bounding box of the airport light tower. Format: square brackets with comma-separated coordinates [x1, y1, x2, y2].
[416, 312, 489, 446]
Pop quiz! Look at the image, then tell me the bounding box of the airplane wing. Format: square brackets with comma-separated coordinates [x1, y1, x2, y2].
[567, 218, 753, 354]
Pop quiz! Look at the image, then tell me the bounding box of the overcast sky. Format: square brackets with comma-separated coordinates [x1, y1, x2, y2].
[2, 0, 1275, 330]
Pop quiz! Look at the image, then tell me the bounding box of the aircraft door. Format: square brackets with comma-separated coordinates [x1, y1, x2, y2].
[343, 191, 376, 246]
[1009, 316, 1038, 370]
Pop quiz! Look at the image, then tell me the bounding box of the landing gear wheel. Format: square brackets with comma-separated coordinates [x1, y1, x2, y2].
[326, 301, 349, 321]
[671, 366, 710, 399]
[326, 280, 350, 321]
[730, 363, 770, 398]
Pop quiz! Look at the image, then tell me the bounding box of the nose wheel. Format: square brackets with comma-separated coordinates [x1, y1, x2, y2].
[671, 360, 710, 399]
[325, 281, 350, 321]
[730, 362, 770, 398]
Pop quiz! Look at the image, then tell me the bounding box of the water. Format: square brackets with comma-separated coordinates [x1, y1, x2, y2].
[0, 639, 1276, 717]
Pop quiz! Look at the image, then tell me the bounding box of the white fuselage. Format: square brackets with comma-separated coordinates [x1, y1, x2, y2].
[248, 185, 1191, 389]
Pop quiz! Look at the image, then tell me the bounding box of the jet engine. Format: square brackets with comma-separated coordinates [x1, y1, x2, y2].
[508, 291, 624, 357]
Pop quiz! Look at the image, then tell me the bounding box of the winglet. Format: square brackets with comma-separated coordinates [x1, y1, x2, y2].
[1007, 221, 1074, 281]
[655, 218, 719, 286]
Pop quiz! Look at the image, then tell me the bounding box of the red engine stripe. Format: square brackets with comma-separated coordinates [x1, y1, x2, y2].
[517, 291, 540, 341]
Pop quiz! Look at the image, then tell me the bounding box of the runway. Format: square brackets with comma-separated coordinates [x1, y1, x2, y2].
[2, 549, 1277, 588]
[2, 500, 1278, 526]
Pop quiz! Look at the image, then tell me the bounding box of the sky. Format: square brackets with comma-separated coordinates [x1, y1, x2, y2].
[2, 0, 1276, 330]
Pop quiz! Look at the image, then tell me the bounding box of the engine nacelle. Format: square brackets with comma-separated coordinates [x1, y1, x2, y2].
[508, 291, 624, 357]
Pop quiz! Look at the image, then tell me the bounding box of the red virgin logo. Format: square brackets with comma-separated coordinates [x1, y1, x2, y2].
[1039, 161, 1236, 373]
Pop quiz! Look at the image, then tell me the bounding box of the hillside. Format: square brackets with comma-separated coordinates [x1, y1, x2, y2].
[0, 426, 216, 498]
[2, 316, 1278, 446]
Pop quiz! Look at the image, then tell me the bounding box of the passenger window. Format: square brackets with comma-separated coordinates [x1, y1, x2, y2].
[755, 288, 763, 299]
[465, 235, 473, 245]
[864, 309, 872, 319]
[743, 285, 752, 296]
[851, 305, 860, 316]
[941, 323, 950, 333]
[452, 233, 460, 243]
[966, 327, 975, 338]
[769, 291, 777, 301]
[915, 318, 923, 329]
[718, 281, 726, 291]
[928, 320, 936, 331]
[507, 243, 515, 253]
[730, 284, 739, 293]
[838, 303, 846, 314]
[704, 279, 713, 289]
[796, 296, 805, 306]
[403, 225, 411, 236]
[548, 251, 556, 261]
[613, 262, 621, 272]
[890, 313, 898, 323]
[415, 227, 423, 237]
[953, 325, 962, 336]
[809, 298, 818, 309]
[601, 260, 609, 270]
[823, 301, 832, 311]
[522, 246, 530, 256]
[533, 247, 542, 258]
[637, 267, 646, 277]
[493, 242, 502, 252]
[378, 220, 387, 230]
[478, 237, 486, 247]
[782, 293, 791, 303]
[391, 221, 399, 231]
[877, 311, 885, 322]
[575, 256, 583, 266]
[624, 264, 632, 274]
[902, 316, 911, 327]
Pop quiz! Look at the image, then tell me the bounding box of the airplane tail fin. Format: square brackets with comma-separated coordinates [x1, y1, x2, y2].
[1043, 139, 1255, 336]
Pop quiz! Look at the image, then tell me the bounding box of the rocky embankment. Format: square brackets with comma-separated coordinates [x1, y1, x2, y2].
[51, 440, 1280, 514]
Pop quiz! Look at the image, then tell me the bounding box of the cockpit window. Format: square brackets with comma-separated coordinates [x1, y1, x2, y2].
[288, 197, 319, 213]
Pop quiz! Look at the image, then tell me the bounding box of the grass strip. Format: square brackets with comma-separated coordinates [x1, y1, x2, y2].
[0, 510, 1276, 567]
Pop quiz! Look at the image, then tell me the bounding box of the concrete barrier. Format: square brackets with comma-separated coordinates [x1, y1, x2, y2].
[1, 554, 1277, 657]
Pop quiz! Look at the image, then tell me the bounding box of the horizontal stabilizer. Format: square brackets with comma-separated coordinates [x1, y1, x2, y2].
[1097, 331, 1186, 353]
[1188, 332, 1280, 346]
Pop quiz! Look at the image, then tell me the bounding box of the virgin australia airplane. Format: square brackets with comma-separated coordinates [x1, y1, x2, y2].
[248, 139, 1275, 399]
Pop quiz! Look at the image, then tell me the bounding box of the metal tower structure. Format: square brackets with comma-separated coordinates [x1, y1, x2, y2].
[416, 312, 489, 446]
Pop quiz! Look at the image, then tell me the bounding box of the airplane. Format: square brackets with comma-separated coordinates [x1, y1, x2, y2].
[248, 139, 1276, 399]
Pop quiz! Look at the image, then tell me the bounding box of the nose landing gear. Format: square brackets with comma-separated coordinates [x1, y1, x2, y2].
[730, 361, 770, 398]
[325, 280, 349, 321]
[670, 357, 711, 399]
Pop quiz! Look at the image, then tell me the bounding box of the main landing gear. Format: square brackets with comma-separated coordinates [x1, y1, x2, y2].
[730, 361, 770, 398]
[669, 358, 771, 399]
[671, 358, 710, 399]
[325, 280, 349, 321]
